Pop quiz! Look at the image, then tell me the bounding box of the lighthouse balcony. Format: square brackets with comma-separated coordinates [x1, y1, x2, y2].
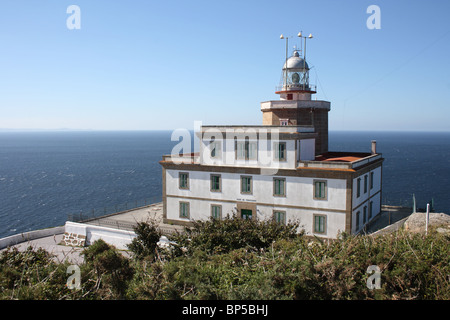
[275, 84, 317, 94]
[261, 99, 330, 111]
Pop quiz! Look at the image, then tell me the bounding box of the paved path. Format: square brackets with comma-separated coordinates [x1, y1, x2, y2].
[83, 202, 184, 235]
[366, 206, 412, 234]
[1, 202, 183, 264]
[4, 233, 85, 265]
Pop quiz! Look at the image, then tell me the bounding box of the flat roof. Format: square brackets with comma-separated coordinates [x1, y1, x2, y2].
[315, 152, 371, 163]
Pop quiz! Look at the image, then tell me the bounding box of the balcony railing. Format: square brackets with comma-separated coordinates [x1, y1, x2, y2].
[275, 84, 317, 92]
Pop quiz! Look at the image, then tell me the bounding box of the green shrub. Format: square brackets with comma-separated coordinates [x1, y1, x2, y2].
[170, 215, 302, 255]
[1, 225, 448, 300]
[127, 220, 162, 260]
[82, 239, 134, 299]
[0, 246, 74, 299]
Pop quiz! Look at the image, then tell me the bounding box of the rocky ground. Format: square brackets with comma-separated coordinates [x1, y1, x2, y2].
[403, 211, 450, 234]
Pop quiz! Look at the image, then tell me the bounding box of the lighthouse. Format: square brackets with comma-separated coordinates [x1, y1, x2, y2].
[262, 33, 330, 155]
[160, 33, 384, 239]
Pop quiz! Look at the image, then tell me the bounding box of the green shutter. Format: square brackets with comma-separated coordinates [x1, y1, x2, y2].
[242, 176, 251, 193]
[276, 143, 286, 160]
[315, 181, 326, 199]
[275, 179, 285, 196]
[180, 202, 189, 218]
[314, 216, 326, 233]
[180, 173, 188, 189]
[212, 205, 221, 219]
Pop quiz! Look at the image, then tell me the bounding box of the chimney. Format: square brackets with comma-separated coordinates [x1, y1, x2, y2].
[371, 140, 377, 154]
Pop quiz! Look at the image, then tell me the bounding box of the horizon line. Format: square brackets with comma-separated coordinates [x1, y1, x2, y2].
[1, 128, 450, 133]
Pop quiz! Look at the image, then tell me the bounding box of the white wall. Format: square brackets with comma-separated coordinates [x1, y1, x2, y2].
[65, 221, 136, 250]
[199, 138, 304, 170]
[352, 166, 382, 209]
[166, 169, 347, 211]
[165, 168, 348, 238]
[256, 204, 346, 239]
[351, 166, 382, 233]
[166, 197, 347, 239]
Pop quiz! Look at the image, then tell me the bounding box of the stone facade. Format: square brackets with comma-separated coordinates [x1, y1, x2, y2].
[63, 232, 86, 247]
[261, 107, 329, 155]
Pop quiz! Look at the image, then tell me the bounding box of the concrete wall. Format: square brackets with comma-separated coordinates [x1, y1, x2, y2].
[299, 139, 315, 161]
[0, 226, 65, 250]
[64, 221, 136, 250]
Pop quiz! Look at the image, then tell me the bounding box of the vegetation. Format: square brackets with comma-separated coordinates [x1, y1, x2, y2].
[0, 217, 449, 300]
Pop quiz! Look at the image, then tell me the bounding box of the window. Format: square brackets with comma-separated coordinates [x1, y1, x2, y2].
[369, 201, 373, 219]
[241, 176, 252, 194]
[313, 214, 326, 234]
[210, 141, 221, 158]
[370, 172, 374, 190]
[179, 202, 190, 219]
[273, 178, 286, 197]
[364, 175, 368, 194]
[274, 142, 287, 161]
[210, 174, 221, 192]
[211, 205, 222, 220]
[363, 206, 367, 224]
[356, 211, 360, 230]
[280, 119, 289, 126]
[314, 180, 327, 200]
[273, 211, 286, 225]
[357, 178, 361, 198]
[287, 93, 293, 100]
[179, 172, 189, 189]
[241, 209, 253, 220]
[236, 141, 257, 160]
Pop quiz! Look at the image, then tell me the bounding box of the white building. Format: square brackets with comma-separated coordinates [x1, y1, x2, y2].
[160, 42, 383, 239]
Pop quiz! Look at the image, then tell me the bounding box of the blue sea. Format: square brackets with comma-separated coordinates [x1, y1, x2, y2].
[0, 130, 449, 238]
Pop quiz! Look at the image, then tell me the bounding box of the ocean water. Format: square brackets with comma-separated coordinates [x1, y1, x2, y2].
[0, 130, 449, 238]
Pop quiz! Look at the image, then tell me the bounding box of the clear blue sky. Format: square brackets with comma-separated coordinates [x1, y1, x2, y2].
[1, 0, 449, 131]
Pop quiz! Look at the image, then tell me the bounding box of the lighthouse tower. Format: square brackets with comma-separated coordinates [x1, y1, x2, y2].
[261, 33, 330, 155]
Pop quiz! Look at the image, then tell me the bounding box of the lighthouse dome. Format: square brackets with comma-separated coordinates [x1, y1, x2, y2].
[283, 50, 309, 71]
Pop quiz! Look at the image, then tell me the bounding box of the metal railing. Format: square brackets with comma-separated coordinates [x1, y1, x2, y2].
[275, 84, 317, 92]
[67, 196, 162, 223]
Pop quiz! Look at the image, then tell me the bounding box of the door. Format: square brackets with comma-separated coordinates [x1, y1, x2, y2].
[241, 209, 253, 220]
